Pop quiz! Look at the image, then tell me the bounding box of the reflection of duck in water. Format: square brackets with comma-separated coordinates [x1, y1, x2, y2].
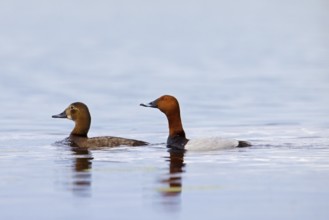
[52, 102, 148, 148]
[70, 147, 93, 197]
[141, 95, 251, 151]
[160, 150, 185, 197]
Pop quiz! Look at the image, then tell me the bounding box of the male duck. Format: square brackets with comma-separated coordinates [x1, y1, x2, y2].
[52, 102, 148, 148]
[140, 95, 251, 151]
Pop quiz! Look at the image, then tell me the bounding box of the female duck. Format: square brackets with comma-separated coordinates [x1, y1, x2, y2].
[52, 102, 148, 148]
[140, 95, 250, 151]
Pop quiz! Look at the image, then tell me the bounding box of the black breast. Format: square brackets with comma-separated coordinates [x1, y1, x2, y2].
[167, 135, 189, 151]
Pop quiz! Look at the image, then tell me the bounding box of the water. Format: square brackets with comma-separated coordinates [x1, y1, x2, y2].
[0, 0, 329, 219]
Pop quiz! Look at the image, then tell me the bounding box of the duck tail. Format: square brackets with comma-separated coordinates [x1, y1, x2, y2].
[237, 140, 252, 148]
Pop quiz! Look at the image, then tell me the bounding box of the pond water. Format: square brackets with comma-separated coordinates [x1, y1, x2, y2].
[0, 0, 329, 219]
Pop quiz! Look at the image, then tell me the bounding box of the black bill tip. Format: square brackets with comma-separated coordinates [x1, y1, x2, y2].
[52, 111, 67, 119]
[140, 103, 150, 107]
[140, 101, 157, 108]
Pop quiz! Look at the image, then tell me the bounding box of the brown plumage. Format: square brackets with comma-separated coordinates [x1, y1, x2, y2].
[154, 95, 186, 139]
[52, 102, 148, 148]
[141, 95, 188, 150]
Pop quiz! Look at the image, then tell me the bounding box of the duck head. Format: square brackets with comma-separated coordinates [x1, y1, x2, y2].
[140, 95, 180, 115]
[141, 95, 186, 139]
[52, 102, 91, 137]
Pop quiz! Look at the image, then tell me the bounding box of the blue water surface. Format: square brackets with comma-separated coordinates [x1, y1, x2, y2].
[0, 0, 329, 219]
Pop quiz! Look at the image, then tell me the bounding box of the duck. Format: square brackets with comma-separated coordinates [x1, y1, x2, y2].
[140, 95, 251, 151]
[52, 102, 148, 148]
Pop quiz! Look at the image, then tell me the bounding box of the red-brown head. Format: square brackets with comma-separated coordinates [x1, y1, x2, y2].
[141, 95, 186, 138]
[141, 95, 180, 116]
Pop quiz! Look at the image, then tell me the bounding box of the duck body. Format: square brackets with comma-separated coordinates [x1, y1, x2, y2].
[166, 135, 250, 151]
[68, 135, 148, 148]
[141, 95, 251, 151]
[52, 102, 148, 148]
[185, 138, 249, 151]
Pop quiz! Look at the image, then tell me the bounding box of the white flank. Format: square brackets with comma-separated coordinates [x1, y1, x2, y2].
[185, 137, 239, 151]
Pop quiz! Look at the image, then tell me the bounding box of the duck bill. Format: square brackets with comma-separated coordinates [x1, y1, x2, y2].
[140, 99, 158, 108]
[52, 111, 67, 118]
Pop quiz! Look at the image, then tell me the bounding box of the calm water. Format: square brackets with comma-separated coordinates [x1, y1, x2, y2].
[1, 0, 329, 219]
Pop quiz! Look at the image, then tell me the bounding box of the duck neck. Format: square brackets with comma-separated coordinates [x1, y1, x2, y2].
[167, 111, 186, 139]
[71, 117, 91, 137]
